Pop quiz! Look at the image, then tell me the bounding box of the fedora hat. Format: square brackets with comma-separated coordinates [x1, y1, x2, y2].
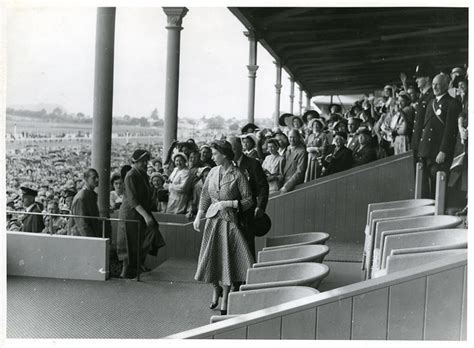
[250, 213, 272, 237]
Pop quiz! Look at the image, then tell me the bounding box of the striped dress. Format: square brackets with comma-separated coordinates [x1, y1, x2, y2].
[194, 165, 255, 286]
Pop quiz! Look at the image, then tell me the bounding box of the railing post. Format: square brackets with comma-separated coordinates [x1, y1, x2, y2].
[435, 171, 446, 215]
[136, 220, 141, 282]
[414, 162, 423, 199]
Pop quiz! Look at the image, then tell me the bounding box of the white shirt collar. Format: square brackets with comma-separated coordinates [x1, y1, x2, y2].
[436, 93, 447, 102]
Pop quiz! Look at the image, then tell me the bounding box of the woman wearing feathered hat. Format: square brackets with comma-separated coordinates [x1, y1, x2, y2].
[117, 149, 166, 279]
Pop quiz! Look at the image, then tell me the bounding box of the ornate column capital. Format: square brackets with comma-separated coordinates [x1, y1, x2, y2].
[275, 83, 283, 93]
[247, 64, 259, 78]
[163, 7, 188, 29]
[244, 30, 257, 41]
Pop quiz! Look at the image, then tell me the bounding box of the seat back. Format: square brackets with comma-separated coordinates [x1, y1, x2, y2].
[265, 232, 330, 248]
[257, 245, 329, 263]
[365, 199, 434, 225]
[381, 228, 467, 268]
[246, 262, 329, 285]
[228, 286, 320, 315]
[386, 249, 467, 274]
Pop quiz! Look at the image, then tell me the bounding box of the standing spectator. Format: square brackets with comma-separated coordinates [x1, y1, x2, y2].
[240, 133, 259, 160]
[391, 92, 414, 155]
[352, 128, 377, 167]
[261, 138, 283, 193]
[165, 153, 190, 214]
[150, 172, 166, 212]
[274, 131, 289, 156]
[109, 172, 124, 211]
[305, 119, 329, 181]
[228, 136, 269, 258]
[200, 145, 216, 168]
[19, 184, 45, 233]
[117, 150, 165, 278]
[418, 73, 461, 198]
[280, 129, 308, 193]
[322, 132, 353, 176]
[346, 117, 362, 151]
[68, 168, 100, 237]
[411, 62, 435, 160]
[42, 201, 67, 235]
[193, 140, 254, 315]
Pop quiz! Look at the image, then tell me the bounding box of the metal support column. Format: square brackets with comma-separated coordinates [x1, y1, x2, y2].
[163, 7, 188, 159]
[274, 61, 282, 128]
[92, 7, 116, 218]
[289, 77, 295, 114]
[244, 31, 258, 124]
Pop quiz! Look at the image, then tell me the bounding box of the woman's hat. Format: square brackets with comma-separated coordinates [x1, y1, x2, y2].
[241, 122, 259, 134]
[172, 152, 188, 163]
[150, 172, 164, 182]
[251, 213, 272, 237]
[239, 133, 258, 145]
[308, 118, 325, 130]
[285, 115, 304, 128]
[131, 149, 150, 163]
[210, 140, 235, 160]
[279, 113, 293, 127]
[302, 110, 320, 124]
[334, 131, 348, 140]
[328, 104, 342, 113]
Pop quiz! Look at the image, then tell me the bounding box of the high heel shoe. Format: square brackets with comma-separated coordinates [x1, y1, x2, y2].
[209, 286, 223, 309]
[220, 300, 228, 315]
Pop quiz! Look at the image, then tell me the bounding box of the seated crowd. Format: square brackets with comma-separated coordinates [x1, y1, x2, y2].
[6, 62, 468, 234]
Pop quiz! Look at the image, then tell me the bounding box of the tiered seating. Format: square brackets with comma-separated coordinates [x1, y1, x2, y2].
[362, 205, 435, 275]
[211, 233, 331, 322]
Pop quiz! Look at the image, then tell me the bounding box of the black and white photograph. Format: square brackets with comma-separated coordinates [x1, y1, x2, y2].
[0, 1, 471, 345]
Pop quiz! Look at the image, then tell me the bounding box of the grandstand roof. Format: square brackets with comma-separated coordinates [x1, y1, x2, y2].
[230, 7, 468, 96]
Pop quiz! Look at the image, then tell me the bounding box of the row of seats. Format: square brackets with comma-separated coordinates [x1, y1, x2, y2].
[210, 232, 331, 323]
[362, 198, 466, 279]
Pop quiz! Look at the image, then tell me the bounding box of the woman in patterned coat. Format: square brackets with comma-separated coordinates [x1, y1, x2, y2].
[193, 140, 254, 315]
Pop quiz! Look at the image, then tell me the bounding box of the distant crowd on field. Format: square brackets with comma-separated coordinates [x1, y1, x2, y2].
[6, 61, 468, 234]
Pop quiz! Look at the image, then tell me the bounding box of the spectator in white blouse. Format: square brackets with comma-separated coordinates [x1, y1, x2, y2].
[165, 153, 190, 214]
[261, 138, 283, 193]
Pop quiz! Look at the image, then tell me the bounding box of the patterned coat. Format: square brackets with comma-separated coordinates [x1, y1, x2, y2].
[194, 165, 255, 286]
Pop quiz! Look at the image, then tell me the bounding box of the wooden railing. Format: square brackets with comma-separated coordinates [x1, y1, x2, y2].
[167, 253, 467, 340]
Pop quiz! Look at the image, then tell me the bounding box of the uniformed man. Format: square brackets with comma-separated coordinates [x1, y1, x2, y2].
[19, 184, 45, 233]
[411, 62, 436, 160]
[418, 73, 461, 199]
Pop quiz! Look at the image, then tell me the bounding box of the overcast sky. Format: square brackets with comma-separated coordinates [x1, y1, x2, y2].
[6, 7, 306, 120]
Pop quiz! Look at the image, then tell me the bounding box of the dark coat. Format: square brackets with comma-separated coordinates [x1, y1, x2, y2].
[238, 155, 269, 211]
[117, 167, 165, 270]
[20, 203, 44, 233]
[418, 93, 461, 163]
[352, 145, 377, 167]
[322, 145, 353, 176]
[411, 88, 434, 152]
[237, 155, 270, 257]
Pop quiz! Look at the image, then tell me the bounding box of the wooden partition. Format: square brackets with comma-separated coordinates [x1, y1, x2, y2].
[110, 153, 414, 262]
[168, 253, 467, 340]
[260, 152, 415, 251]
[7, 232, 109, 281]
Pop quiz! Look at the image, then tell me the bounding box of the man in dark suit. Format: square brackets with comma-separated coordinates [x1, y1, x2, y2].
[280, 129, 308, 192]
[20, 184, 45, 233]
[228, 136, 269, 258]
[410, 62, 436, 159]
[418, 73, 461, 198]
